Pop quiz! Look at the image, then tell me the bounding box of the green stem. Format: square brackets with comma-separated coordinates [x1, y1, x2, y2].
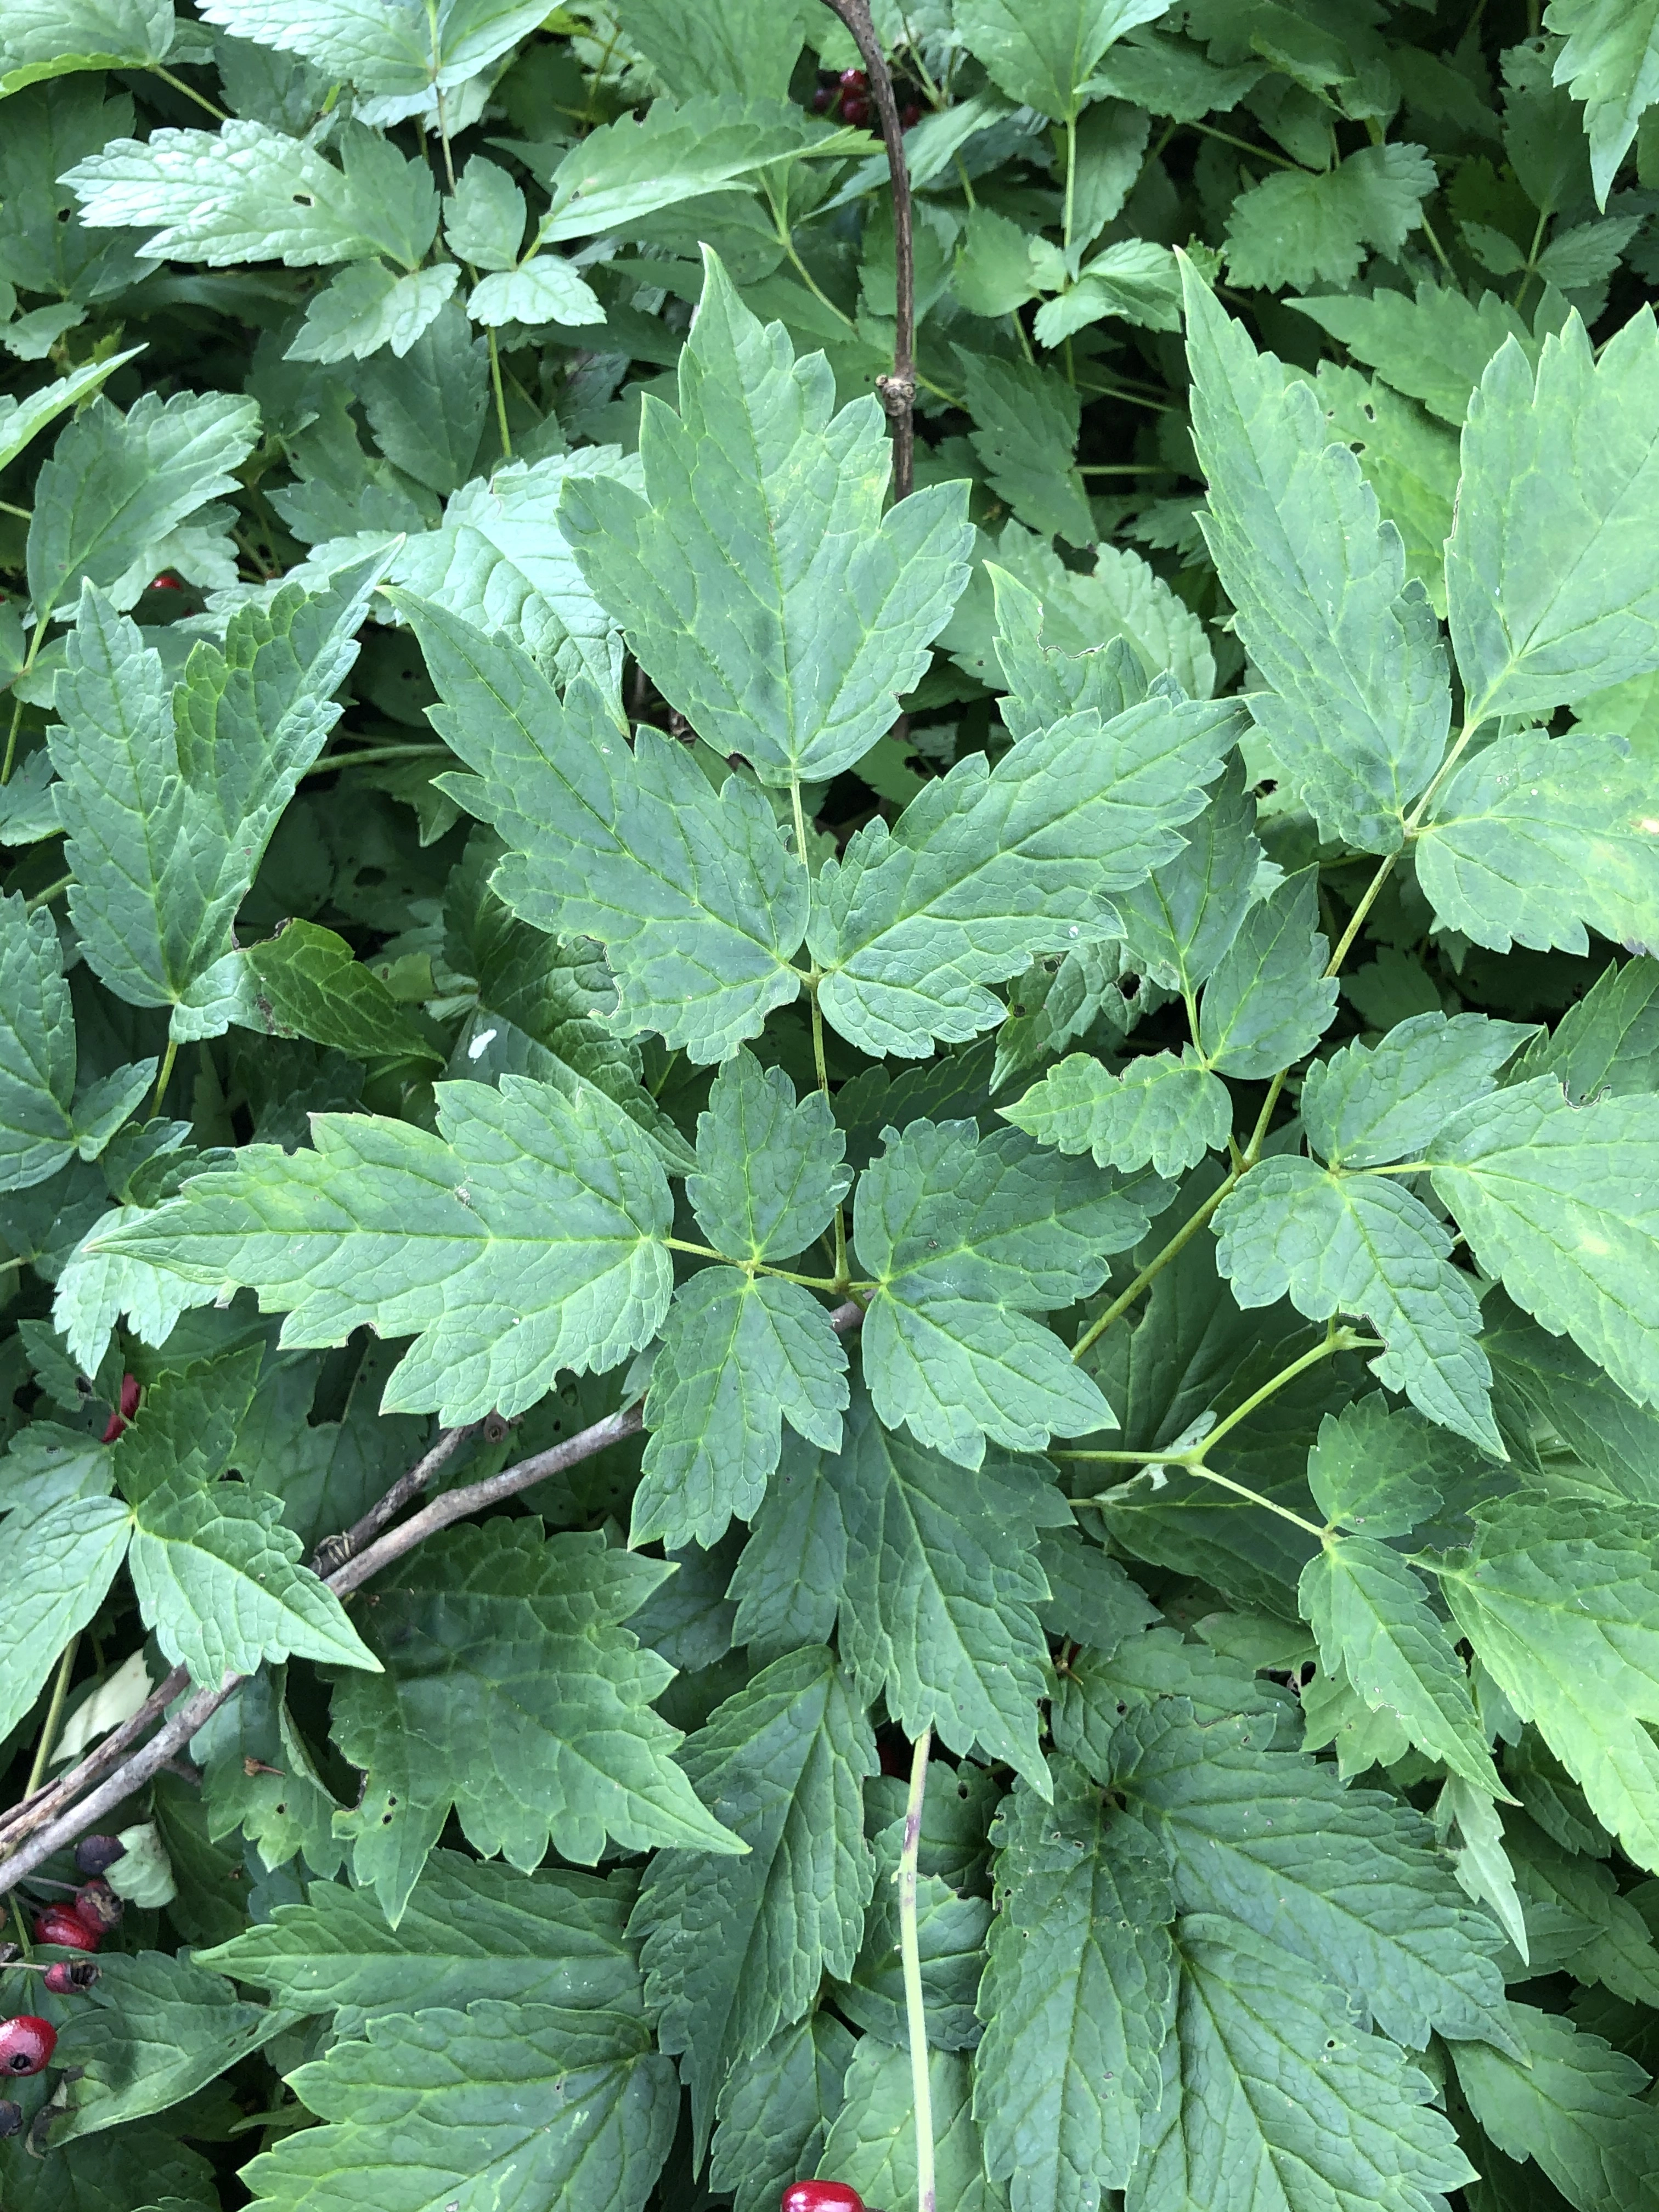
[1071, 1175, 1235, 1362]
[149, 63, 228, 120]
[487, 327, 514, 462]
[152, 1036, 179, 1115]
[0, 498, 31, 522]
[1062, 112, 1078, 256]
[303, 742, 453, 777]
[1513, 204, 1551, 315]
[24, 873, 70, 915]
[1180, 1463, 1328, 1537]
[664, 1237, 725, 1260]
[899, 1727, 936, 2212]
[1186, 119, 1306, 173]
[1417, 208, 1456, 281]
[25, 1637, 78, 1799]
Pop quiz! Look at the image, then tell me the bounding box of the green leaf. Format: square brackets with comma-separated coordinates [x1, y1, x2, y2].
[1300, 1536, 1502, 1794]
[1450, 2004, 1659, 2212]
[557, 252, 973, 787]
[1289, 280, 1534, 427]
[1224, 144, 1439, 290]
[1545, 0, 1659, 205]
[1426, 1080, 1659, 1416]
[1197, 867, 1339, 1077]
[1506, 1814, 1659, 2003]
[534, 97, 833, 245]
[1482, 1286, 1659, 1508]
[357, 297, 487, 496]
[709, 2014, 855, 2212]
[726, 1427, 848, 1661]
[0, 1492, 129, 1742]
[0, 2124, 215, 2212]
[0, 0, 174, 93]
[55, 1951, 291, 2142]
[1097, 1699, 1514, 2049]
[467, 253, 604, 329]
[193, 0, 547, 110]
[1035, 239, 1184, 345]
[1412, 727, 1659, 956]
[198, 1849, 641, 2030]
[954, 0, 1177, 120]
[0, 348, 140, 472]
[1002, 1048, 1232, 1178]
[1035, 1526, 1160, 1649]
[95, 1075, 674, 1426]
[330, 1522, 740, 1921]
[1514, 954, 1659, 1101]
[1305, 1392, 1465, 1537]
[1448, 309, 1659, 723]
[1182, 263, 1451, 852]
[837, 1798, 991, 2050]
[1131, 1913, 1478, 2212]
[978, 527, 1216, 703]
[53, 556, 386, 1018]
[285, 259, 459, 365]
[821, 1388, 1062, 1787]
[975, 1758, 1176, 2208]
[821, 2040, 1007, 2212]
[241, 2002, 678, 2212]
[854, 1120, 1150, 1464]
[812, 692, 1240, 1059]
[192, 1666, 345, 1877]
[1305, 360, 1460, 615]
[1301, 1011, 1533, 1168]
[0, 888, 78, 1193]
[1212, 1153, 1502, 1453]
[637, 1269, 849, 1549]
[27, 389, 257, 624]
[686, 1048, 850, 1262]
[442, 154, 524, 269]
[632, 1645, 874, 2157]
[957, 349, 1095, 548]
[1113, 755, 1265, 992]
[1433, 1493, 1659, 1873]
[392, 590, 809, 1062]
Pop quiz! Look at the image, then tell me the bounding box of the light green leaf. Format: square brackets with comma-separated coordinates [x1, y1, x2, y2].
[1197, 867, 1339, 1077]
[975, 1759, 1175, 2208]
[0, 348, 140, 472]
[636, 1269, 848, 1549]
[1300, 1537, 1502, 1795]
[55, 1951, 291, 2142]
[1514, 953, 1659, 1101]
[686, 1048, 850, 1263]
[198, 1849, 642, 2028]
[1434, 1493, 1659, 1872]
[0, 1492, 129, 1742]
[1098, 1699, 1514, 2048]
[1305, 359, 1460, 614]
[957, 348, 1095, 548]
[821, 2039, 1007, 2212]
[1289, 280, 1534, 427]
[0, 0, 173, 92]
[1115, 754, 1266, 992]
[812, 692, 1240, 1059]
[1448, 308, 1659, 723]
[633, 1645, 874, 2157]
[855, 1119, 1153, 1464]
[442, 154, 524, 269]
[709, 2015, 855, 2212]
[393, 591, 808, 1062]
[1224, 143, 1439, 290]
[0, 888, 77, 1193]
[93, 1075, 673, 1425]
[193, 0, 547, 110]
[28, 389, 258, 624]
[1450, 2004, 1659, 2212]
[198, 920, 442, 1065]
[330, 1522, 740, 1922]
[1301, 1011, 1533, 1168]
[1034, 239, 1183, 345]
[467, 254, 605, 328]
[1182, 263, 1451, 851]
[1427, 1079, 1659, 1415]
[823, 1387, 1061, 1788]
[242, 2003, 678, 2212]
[1132, 1914, 1477, 2212]
[52, 555, 388, 1017]
[1413, 726, 1659, 955]
[558, 252, 972, 787]
[128, 1473, 378, 1679]
[1002, 1048, 1231, 1179]
[954, 0, 1176, 120]
[981, 527, 1216, 702]
[1305, 1393, 1466, 1537]
[286, 259, 458, 364]
[1212, 1153, 1502, 1453]
[726, 1427, 848, 1660]
[535, 96, 833, 245]
[1545, 0, 1659, 206]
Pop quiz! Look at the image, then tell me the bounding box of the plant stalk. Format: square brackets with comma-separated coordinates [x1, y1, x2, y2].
[899, 1727, 936, 2212]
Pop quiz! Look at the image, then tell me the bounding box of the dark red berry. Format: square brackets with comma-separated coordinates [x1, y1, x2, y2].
[42, 1961, 98, 1995]
[811, 84, 834, 111]
[838, 66, 867, 89]
[901, 100, 922, 127]
[0, 2099, 21, 2136]
[72, 1880, 123, 1934]
[840, 93, 870, 125]
[31, 1908, 99, 1954]
[149, 573, 182, 591]
[100, 1373, 139, 1443]
[0, 2018, 55, 2076]
[782, 2186, 867, 2212]
[74, 1834, 126, 1880]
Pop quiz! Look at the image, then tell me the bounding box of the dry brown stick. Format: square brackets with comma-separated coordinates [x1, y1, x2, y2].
[0, 1667, 189, 1853]
[0, 1301, 867, 1898]
[819, 0, 916, 498]
[310, 1419, 479, 1578]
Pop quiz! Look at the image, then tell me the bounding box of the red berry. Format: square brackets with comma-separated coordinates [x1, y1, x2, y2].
[782, 2187, 867, 2212]
[74, 1835, 126, 1880]
[811, 84, 834, 110]
[0, 2018, 55, 2076]
[101, 1373, 139, 1443]
[838, 67, 867, 89]
[42, 1961, 98, 1995]
[840, 93, 870, 125]
[32, 1908, 99, 1954]
[72, 1880, 123, 1934]
[0, 2099, 20, 2136]
[901, 100, 922, 127]
[149, 573, 182, 591]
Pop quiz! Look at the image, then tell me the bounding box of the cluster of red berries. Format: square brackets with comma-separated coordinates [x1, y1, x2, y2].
[810, 70, 922, 131]
[32, 1874, 122, 1980]
[0, 1848, 129, 2132]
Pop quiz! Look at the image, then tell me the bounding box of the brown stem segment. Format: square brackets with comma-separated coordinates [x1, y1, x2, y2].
[819, 0, 916, 498]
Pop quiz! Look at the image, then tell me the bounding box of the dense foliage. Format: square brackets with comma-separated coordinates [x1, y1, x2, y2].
[2, 1, 1659, 2207]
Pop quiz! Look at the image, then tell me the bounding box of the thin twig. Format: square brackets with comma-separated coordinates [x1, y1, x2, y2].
[310, 1421, 478, 1578]
[899, 1727, 937, 2212]
[818, 0, 916, 496]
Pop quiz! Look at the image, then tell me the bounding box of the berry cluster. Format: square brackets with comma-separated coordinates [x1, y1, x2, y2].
[809, 70, 922, 131]
[33, 1877, 121, 1963]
